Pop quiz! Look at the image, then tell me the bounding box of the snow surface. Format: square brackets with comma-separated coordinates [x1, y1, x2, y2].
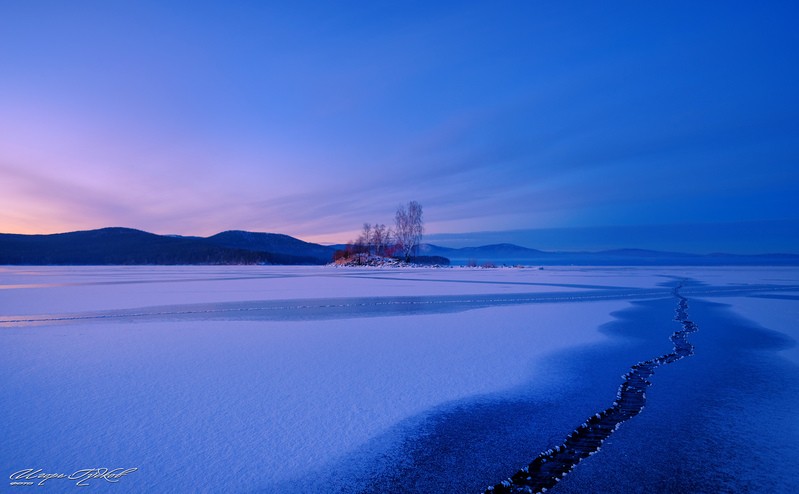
[1, 266, 797, 493]
[701, 294, 799, 364]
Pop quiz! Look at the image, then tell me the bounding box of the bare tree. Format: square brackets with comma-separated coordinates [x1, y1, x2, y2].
[359, 223, 373, 255]
[394, 201, 424, 262]
[372, 223, 388, 256]
[409, 201, 423, 258]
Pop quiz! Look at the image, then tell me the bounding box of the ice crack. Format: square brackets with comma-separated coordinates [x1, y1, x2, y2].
[483, 284, 698, 494]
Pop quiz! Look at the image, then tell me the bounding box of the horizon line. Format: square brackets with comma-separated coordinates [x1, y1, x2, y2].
[2, 224, 798, 257]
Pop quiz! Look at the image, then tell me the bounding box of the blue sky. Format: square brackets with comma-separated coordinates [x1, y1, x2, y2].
[1, 1, 797, 252]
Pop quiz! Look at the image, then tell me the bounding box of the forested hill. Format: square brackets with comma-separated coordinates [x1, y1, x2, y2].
[0, 228, 334, 265]
[205, 230, 335, 261]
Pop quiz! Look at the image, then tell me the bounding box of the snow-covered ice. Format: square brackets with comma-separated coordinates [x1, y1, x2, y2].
[1, 266, 797, 493]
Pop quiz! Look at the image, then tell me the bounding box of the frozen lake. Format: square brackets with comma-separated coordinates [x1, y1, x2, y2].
[2, 266, 798, 493]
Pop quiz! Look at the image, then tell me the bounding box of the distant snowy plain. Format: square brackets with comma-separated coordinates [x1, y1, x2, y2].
[1, 266, 797, 493]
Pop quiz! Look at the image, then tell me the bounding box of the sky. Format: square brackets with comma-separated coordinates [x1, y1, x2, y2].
[1, 1, 797, 253]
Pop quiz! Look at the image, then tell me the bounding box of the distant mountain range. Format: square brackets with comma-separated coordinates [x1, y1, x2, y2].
[0, 228, 334, 265]
[0, 228, 797, 266]
[418, 243, 799, 266]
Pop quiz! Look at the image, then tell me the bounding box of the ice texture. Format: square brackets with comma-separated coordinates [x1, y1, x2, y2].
[1, 266, 797, 493]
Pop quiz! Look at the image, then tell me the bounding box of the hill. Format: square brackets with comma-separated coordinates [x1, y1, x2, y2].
[206, 230, 334, 263]
[0, 228, 330, 265]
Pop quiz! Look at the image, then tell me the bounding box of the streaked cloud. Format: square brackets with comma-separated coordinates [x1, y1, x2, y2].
[0, 1, 796, 252]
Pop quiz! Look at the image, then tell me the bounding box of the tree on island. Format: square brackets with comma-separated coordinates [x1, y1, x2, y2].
[394, 200, 423, 262]
[334, 201, 424, 264]
[360, 223, 372, 254]
[354, 222, 391, 257]
[370, 223, 390, 256]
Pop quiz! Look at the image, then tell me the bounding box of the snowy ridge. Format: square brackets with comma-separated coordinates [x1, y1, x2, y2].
[484, 284, 699, 494]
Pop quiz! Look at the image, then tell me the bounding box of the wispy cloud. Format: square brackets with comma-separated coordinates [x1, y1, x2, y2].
[0, 1, 796, 250]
